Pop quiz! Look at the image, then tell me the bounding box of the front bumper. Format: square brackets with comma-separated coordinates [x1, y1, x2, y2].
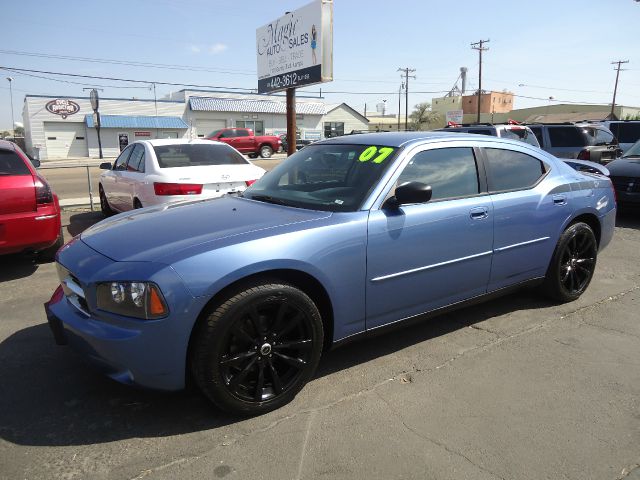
[44, 240, 207, 391]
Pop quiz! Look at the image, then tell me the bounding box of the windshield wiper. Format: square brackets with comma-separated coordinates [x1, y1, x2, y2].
[248, 194, 296, 207]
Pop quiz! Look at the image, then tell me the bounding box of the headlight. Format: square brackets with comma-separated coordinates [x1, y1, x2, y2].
[96, 282, 168, 319]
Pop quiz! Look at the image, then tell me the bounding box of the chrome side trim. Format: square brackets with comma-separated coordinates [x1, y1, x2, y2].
[493, 237, 550, 253]
[371, 250, 493, 283]
[34, 214, 58, 221]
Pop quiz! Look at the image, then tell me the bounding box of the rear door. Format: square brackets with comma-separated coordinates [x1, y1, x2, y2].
[0, 148, 35, 216]
[482, 146, 561, 291]
[118, 144, 147, 209]
[234, 129, 253, 153]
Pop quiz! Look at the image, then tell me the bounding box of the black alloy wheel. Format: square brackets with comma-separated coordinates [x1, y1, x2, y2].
[191, 282, 323, 415]
[543, 222, 598, 302]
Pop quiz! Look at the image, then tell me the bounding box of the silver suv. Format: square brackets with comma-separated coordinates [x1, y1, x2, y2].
[435, 123, 540, 148]
[600, 120, 640, 154]
[527, 123, 620, 164]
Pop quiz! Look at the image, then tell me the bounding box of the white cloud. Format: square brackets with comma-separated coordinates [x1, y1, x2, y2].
[189, 45, 201, 53]
[209, 43, 228, 55]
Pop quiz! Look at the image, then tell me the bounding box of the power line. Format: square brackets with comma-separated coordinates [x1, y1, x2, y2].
[0, 66, 257, 93]
[4, 67, 145, 89]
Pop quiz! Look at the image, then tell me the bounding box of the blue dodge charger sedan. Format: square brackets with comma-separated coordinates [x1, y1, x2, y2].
[45, 132, 616, 415]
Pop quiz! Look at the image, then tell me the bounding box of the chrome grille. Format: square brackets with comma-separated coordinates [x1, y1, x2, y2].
[56, 263, 90, 316]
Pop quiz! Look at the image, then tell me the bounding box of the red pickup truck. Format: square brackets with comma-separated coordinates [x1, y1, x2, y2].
[206, 128, 282, 158]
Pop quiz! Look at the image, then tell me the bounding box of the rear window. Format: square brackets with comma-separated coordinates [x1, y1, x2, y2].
[609, 123, 640, 143]
[467, 129, 494, 136]
[548, 127, 586, 147]
[0, 149, 31, 176]
[500, 127, 540, 146]
[153, 144, 249, 168]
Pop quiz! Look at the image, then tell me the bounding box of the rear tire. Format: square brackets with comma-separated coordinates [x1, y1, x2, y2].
[259, 145, 273, 159]
[99, 185, 113, 216]
[133, 198, 143, 209]
[542, 222, 598, 303]
[190, 281, 323, 416]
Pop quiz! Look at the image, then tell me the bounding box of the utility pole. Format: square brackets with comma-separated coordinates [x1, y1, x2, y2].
[471, 39, 490, 123]
[610, 60, 629, 118]
[398, 67, 416, 130]
[398, 83, 403, 131]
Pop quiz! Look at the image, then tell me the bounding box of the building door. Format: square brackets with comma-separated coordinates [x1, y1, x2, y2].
[118, 133, 129, 152]
[196, 120, 226, 138]
[43, 122, 88, 158]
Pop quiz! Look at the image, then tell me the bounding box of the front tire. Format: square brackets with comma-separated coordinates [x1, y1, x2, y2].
[542, 222, 598, 303]
[99, 185, 113, 216]
[190, 282, 323, 415]
[259, 145, 273, 159]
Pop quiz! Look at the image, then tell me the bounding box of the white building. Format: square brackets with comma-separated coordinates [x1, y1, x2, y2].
[23, 90, 368, 160]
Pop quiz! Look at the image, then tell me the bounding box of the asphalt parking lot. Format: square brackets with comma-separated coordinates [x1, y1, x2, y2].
[1, 208, 639, 480]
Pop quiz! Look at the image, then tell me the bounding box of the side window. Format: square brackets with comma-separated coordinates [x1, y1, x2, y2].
[127, 145, 145, 172]
[219, 130, 235, 139]
[594, 128, 614, 145]
[396, 148, 479, 201]
[113, 145, 134, 171]
[236, 129, 250, 137]
[484, 148, 546, 192]
[548, 127, 585, 147]
[529, 126, 544, 147]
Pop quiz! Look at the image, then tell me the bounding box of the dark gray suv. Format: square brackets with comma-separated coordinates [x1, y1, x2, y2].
[527, 123, 620, 164]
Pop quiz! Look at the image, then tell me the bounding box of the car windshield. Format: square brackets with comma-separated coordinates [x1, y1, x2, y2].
[623, 140, 640, 158]
[501, 127, 539, 146]
[208, 129, 223, 137]
[153, 143, 248, 168]
[243, 143, 400, 212]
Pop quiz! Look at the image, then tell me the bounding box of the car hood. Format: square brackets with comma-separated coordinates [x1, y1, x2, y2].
[607, 158, 640, 177]
[81, 196, 332, 262]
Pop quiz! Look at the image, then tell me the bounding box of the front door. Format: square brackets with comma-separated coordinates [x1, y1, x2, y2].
[366, 146, 493, 329]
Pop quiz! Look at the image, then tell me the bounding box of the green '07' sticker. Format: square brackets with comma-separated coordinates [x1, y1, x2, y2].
[358, 146, 395, 164]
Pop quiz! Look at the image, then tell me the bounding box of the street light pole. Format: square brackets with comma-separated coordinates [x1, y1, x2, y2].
[6, 77, 15, 137]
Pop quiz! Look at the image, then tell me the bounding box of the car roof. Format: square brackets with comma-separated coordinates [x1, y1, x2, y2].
[314, 131, 526, 148]
[136, 138, 226, 147]
[316, 131, 472, 148]
[0, 139, 18, 151]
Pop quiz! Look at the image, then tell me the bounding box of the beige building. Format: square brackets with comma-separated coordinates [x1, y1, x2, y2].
[462, 91, 514, 115]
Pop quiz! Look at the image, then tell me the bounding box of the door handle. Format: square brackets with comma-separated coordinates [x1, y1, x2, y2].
[470, 206, 489, 220]
[552, 195, 567, 206]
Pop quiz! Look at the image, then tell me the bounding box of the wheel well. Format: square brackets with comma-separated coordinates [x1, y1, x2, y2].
[570, 213, 601, 246]
[259, 143, 273, 151]
[185, 269, 335, 383]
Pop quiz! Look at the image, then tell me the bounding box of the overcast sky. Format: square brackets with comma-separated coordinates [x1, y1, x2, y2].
[1, 0, 639, 130]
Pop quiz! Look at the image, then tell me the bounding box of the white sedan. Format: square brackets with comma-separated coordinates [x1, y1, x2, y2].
[98, 139, 266, 214]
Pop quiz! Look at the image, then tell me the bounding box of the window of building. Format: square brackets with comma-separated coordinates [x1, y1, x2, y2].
[324, 122, 344, 138]
[484, 148, 547, 192]
[396, 148, 479, 201]
[236, 121, 264, 135]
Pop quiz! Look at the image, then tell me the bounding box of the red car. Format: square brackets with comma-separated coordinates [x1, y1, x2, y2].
[0, 139, 63, 260]
[205, 128, 282, 158]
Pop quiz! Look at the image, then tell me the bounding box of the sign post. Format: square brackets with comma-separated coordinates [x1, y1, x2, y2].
[89, 88, 103, 159]
[256, 0, 333, 155]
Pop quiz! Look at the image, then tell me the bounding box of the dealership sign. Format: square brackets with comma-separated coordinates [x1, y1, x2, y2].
[256, 0, 333, 93]
[45, 99, 81, 119]
[446, 109, 464, 124]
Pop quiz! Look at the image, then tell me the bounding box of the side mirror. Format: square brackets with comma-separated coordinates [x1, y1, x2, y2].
[384, 182, 433, 209]
[100, 162, 112, 170]
[30, 158, 41, 168]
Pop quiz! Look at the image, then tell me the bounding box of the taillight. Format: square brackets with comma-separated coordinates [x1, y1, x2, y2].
[34, 175, 54, 204]
[245, 179, 257, 187]
[577, 149, 591, 160]
[153, 183, 203, 196]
